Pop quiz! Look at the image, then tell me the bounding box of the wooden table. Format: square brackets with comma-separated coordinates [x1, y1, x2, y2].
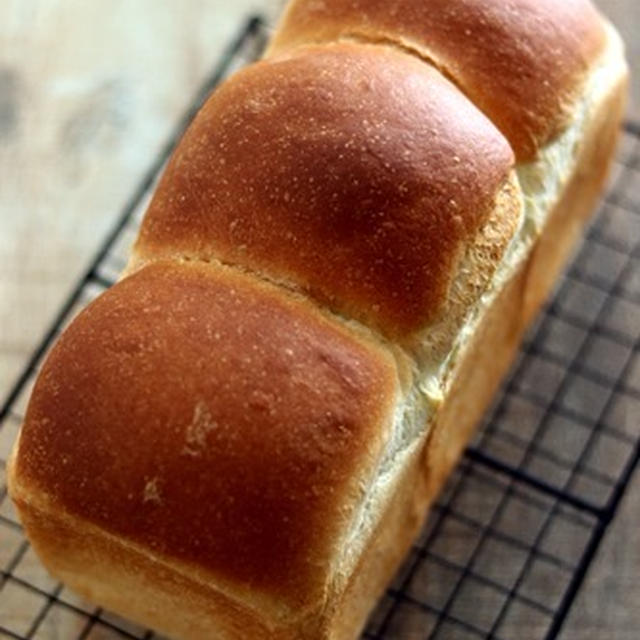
[1, 1, 638, 638]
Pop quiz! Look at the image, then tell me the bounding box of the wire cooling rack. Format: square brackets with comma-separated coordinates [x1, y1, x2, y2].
[1, 16, 639, 640]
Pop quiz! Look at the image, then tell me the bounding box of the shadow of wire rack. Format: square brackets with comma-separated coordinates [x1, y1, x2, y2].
[0, 15, 639, 640]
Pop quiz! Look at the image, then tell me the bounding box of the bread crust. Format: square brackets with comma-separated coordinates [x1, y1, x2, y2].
[268, 0, 607, 160]
[11, 261, 400, 614]
[8, 55, 626, 636]
[6, 4, 628, 640]
[6, 475, 287, 640]
[134, 43, 516, 341]
[327, 36, 628, 639]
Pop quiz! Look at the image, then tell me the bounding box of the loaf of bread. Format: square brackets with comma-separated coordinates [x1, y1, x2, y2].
[7, 1, 628, 638]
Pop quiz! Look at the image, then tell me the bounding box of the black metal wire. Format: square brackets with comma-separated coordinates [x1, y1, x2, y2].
[1, 15, 639, 640]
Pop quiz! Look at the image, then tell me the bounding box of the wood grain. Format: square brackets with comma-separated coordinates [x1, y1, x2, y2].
[0, 0, 282, 395]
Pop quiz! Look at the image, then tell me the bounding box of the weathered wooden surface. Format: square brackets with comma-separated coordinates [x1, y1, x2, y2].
[0, 1, 637, 638]
[0, 0, 282, 395]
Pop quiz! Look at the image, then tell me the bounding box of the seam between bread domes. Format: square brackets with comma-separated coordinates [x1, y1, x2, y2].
[129, 249, 416, 374]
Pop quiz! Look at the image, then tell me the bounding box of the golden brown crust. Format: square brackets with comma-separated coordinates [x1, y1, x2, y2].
[7, 5, 627, 640]
[6, 471, 316, 640]
[268, 0, 607, 160]
[10, 66, 623, 633]
[14, 260, 399, 611]
[7, 481, 278, 640]
[134, 43, 515, 340]
[8, 438, 430, 640]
